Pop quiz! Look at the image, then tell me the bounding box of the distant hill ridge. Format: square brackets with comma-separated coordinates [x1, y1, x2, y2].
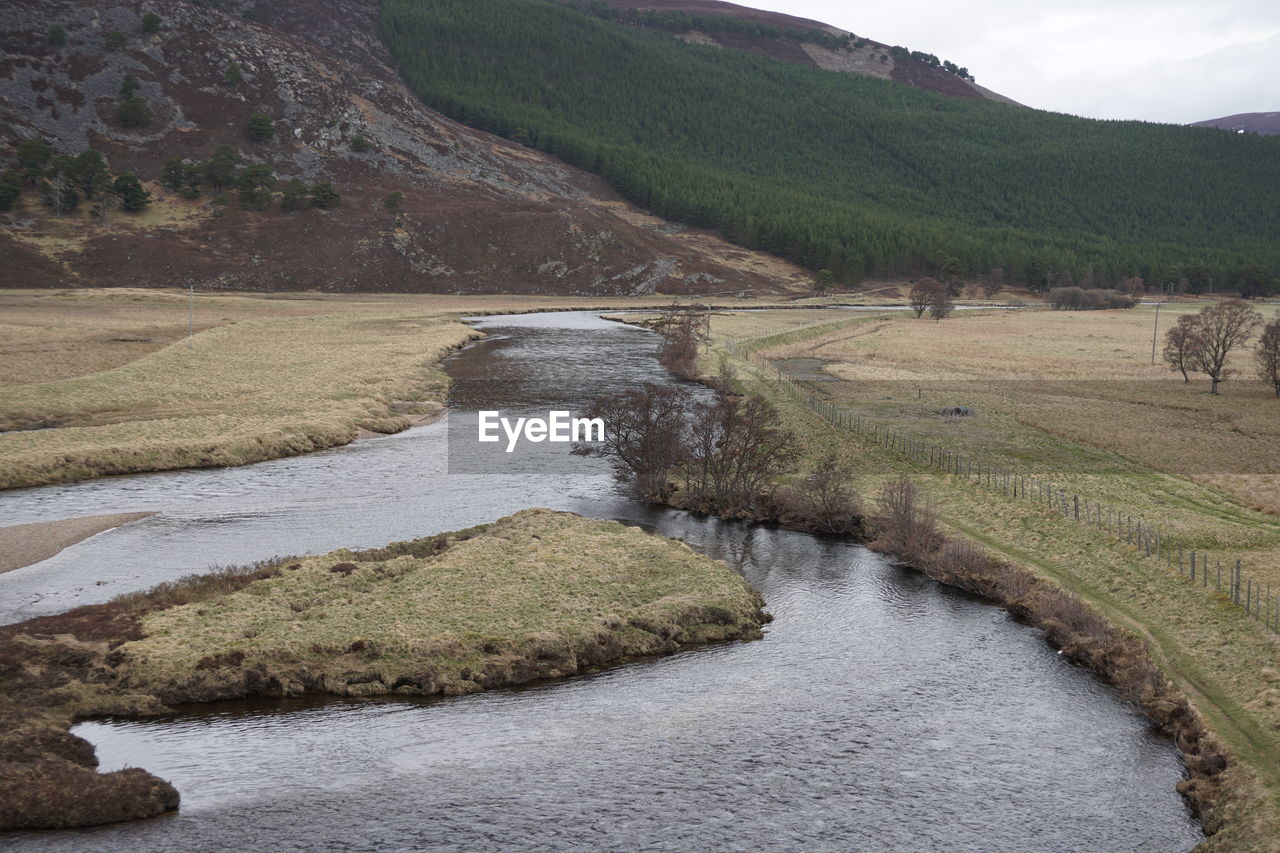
[1192, 112, 1280, 136]
[578, 0, 1021, 104]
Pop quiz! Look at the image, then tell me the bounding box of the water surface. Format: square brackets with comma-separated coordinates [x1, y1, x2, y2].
[0, 312, 1199, 851]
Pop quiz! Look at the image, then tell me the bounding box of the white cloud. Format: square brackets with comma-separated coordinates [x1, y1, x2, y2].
[743, 0, 1280, 122]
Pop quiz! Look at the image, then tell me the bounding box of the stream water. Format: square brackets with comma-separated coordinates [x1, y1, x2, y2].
[0, 312, 1200, 851]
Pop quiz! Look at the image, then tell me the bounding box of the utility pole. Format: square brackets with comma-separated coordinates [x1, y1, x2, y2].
[188, 283, 194, 349]
[1149, 301, 1161, 363]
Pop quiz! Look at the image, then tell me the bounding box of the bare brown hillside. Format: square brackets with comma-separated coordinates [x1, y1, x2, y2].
[1192, 112, 1280, 136]
[0, 0, 812, 294]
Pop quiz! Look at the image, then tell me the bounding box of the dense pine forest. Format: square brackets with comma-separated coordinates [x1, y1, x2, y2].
[378, 0, 1280, 287]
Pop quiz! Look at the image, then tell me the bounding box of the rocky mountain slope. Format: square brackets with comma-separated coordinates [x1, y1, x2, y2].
[1192, 112, 1280, 136]
[0, 0, 811, 294]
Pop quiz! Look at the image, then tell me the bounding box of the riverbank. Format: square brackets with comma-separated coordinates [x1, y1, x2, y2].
[0, 508, 766, 830]
[0, 513, 154, 574]
[0, 289, 889, 492]
[702, 310, 1280, 851]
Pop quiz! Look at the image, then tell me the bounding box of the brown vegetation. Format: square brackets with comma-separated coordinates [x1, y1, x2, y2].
[654, 303, 712, 378]
[577, 373, 799, 517]
[772, 453, 864, 535]
[0, 0, 804, 295]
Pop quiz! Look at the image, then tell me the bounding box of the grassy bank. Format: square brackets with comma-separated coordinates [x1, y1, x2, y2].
[703, 307, 1280, 851]
[1, 288, 896, 491]
[0, 508, 766, 830]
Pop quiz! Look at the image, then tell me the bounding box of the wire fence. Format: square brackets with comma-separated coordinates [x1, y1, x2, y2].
[723, 340, 1279, 636]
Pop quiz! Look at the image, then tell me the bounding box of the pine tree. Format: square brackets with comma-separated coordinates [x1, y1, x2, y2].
[308, 182, 341, 209]
[161, 158, 186, 190]
[112, 172, 152, 212]
[245, 112, 275, 142]
[116, 95, 151, 128]
[0, 172, 23, 211]
[203, 145, 240, 189]
[279, 178, 309, 211]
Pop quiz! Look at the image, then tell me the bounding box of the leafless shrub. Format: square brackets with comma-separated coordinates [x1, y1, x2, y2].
[573, 383, 693, 501]
[869, 476, 941, 563]
[684, 391, 796, 515]
[1163, 313, 1199, 382]
[653, 303, 711, 379]
[774, 453, 863, 535]
[1256, 318, 1280, 397]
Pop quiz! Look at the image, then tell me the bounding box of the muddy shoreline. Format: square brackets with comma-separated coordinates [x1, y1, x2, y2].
[0, 513, 155, 575]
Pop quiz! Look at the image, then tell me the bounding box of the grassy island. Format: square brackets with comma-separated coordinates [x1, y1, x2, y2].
[0, 509, 766, 830]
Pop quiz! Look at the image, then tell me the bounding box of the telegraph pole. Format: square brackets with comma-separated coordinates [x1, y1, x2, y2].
[188, 283, 194, 349]
[1149, 301, 1161, 363]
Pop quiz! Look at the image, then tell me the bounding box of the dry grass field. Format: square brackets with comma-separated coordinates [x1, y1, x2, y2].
[715, 304, 1280, 575]
[706, 303, 1280, 851]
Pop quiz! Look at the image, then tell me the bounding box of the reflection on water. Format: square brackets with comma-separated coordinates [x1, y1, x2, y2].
[0, 312, 1198, 851]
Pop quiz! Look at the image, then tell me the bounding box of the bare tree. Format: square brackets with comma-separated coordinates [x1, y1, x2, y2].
[1187, 300, 1263, 394]
[928, 288, 955, 322]
[686, 391, 796, 514]
[1258, 319, 1280, 398]
[1162, 314, 1199, 383]
[869, 476, 940, 563]
[980, 268, 1005, 300]
[573, 383, 691, 501]
[776, 452, 862, 534]
[653, 303, 710, 379]
[908, 277, 942, 319]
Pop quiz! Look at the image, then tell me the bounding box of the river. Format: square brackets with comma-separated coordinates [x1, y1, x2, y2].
[0, 311, 1200, 851]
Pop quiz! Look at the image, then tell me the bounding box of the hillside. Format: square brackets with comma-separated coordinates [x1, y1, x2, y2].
[583, 0, 1019, 104]
[379, 0, 1280, 287]
[0, 0, 811, 294]
[1192, 112, 1280, 136]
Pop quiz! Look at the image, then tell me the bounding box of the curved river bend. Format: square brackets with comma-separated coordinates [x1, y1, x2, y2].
[0, 312, 1199, 851]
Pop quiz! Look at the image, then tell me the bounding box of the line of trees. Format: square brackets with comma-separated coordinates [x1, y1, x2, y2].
[160, 146, 341, 211]
[0, 139, 149, 218]
[574, 376, 864, 533]
[1162, 300, 1279, 395]
[576, 307, 864, 531]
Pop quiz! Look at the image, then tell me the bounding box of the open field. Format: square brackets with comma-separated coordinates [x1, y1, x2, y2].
[0, 288, 855, 490]
[714, 304, 1280, 583]
[706, 304, 1280, 851]
[0, 508, 765, 829]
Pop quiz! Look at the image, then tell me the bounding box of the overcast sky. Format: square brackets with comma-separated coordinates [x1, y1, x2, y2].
[745, 0, 1279, 123]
